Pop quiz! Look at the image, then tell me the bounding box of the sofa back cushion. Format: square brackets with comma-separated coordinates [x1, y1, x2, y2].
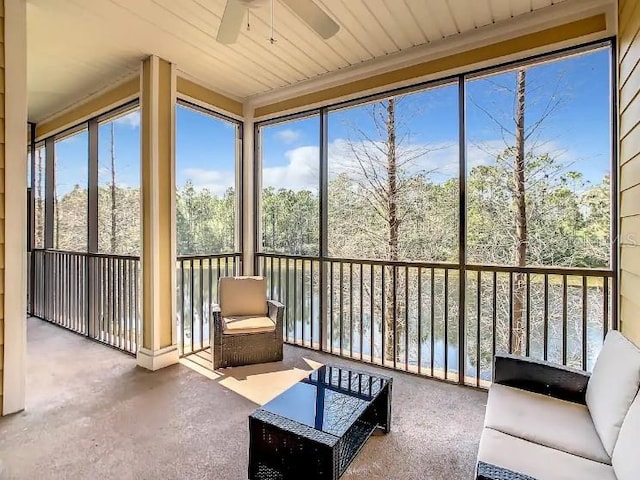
[219, 276, 267, 317]
[586, 330, 640, 456]
[612, 392, 640, 480]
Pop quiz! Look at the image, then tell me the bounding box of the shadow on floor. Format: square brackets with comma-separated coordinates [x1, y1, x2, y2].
[180, 348, 323, 405]
[0, 317, 488, 480]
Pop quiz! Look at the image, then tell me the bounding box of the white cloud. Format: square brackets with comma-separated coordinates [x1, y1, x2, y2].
[274, 128, 302, 144]
[467, 140, 509, 169]
[263, 146, 319, 191]
[180, 137, 592, 196]
[180, 167, 235, 196]
[114, 110, 140, 129]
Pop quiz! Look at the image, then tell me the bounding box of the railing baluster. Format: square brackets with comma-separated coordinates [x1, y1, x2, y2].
[381, 265, 386, 367]
[181, 259, 186, 353]
[603, 274, 609, 339]
[54, 252, 59, 325]
[477, 271, 481, 387]
[110, 257, 115, 344]
[404, 266, 409, 372]
[190, 259, 195, 354]
[369, 264, 374, 363]
[393, 265, 397, 370]
[127, 259, 132, 353]
[104, 257, 109, 342]
[110, 257, 115, 345]
[417, 267, 422, 375]
[330, 261, 334, 354]
[582, 275, 588, 370]
[293, 258, 298, 345]
[444, 268, 449, 379]
[360, 263, 364, 362]
[301, 259, 306, 347]
[509, 271, 514, 355]
[562, 275, 568, 366]
[286, 258, 291, 342]
[130, 258, 135, 354]
[208, 258, 213, 347]
[308, 259, 313, 347]
[492, 271, 497, 364]
[269, 256, 274, 300]
[350, 262, 354, 359]
[200, 258, 204, 353]
[134, 258, 140, 352]
[526, 272, 531, 357]
[430, 268, 435, 378]
[544, 274, 549, 361]
[118, 258, 123, 348]
[100, 256, 106, 342]
[339, 261, 344, 356]
[278, 257, 282, 303]
[111, 258, 116, 346]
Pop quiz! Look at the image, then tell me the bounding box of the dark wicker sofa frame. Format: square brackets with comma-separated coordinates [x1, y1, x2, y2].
[476, 354, 591, 480]
[211, 299, 285, 370]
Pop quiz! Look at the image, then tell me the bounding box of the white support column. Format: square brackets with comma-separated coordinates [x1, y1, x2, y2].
[242, 106, 256, 275]
[136, 55, 179, 370]
[2, 0, 28, 415]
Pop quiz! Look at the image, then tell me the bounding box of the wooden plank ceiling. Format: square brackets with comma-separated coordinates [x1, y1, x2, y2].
[28, 0, 564, 122]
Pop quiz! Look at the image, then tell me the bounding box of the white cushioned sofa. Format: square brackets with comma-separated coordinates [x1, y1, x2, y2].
[476, 330, 640, 480]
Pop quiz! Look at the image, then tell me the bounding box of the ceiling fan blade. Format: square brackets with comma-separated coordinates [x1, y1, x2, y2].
[217, 0, 246, 44]
[280, 0, 340, 39]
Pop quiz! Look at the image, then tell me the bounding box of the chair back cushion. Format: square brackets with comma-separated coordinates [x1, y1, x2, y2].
[612, 392, 640, 480]
[219, 276, 267, 317]
[586, 330, 640, 456]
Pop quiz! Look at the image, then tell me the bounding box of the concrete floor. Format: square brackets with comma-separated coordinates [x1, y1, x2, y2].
[0, 318, 487, 480]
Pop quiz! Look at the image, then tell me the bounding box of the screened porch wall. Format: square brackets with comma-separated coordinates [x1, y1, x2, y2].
[252, 41, 618, 386]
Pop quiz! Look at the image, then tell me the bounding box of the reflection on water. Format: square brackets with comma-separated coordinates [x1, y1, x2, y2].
[177, 260, 609, 382]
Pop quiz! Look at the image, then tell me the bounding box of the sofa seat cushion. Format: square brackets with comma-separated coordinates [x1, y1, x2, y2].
[586, 330, 640, 456]
[223, 316, 275, 335]
[478, 428, 617, 480]
[485, 384, 610, 464]
[612, 393, 640, 480]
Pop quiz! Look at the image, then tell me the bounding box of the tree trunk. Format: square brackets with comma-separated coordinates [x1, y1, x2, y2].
[512, 69, 527, 355]
[110, 122, 117, 253]
[384, 98, 401, 363]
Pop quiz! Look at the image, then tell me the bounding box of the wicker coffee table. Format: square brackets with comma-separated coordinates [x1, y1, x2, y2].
[248, 364, 392, 480]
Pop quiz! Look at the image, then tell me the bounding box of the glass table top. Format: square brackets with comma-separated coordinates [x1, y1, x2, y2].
[260, 365, 389, 437]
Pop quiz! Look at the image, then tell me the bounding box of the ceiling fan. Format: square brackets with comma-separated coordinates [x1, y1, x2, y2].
[216, 0, 340, 45]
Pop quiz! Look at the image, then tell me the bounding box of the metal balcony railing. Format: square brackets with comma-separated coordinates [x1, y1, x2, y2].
[256, 253, 614, 387]
[176, 253, 242, 356]
[28, 248, 614, 387]
[30, 249, 140, 355]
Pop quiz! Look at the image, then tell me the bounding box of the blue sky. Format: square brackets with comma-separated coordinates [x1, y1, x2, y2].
[45, 46, 611, 197]
[262, 47, 611, 191]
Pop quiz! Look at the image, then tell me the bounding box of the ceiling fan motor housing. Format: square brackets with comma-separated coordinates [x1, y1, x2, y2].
[218, 0, 340, 44]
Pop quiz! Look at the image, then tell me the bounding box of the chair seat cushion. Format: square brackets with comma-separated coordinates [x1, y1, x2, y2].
[223, 316, 275, 335]
[478, 428, 617, 480]
[485, 383, 610, 464]
[586, 330, 640, 456]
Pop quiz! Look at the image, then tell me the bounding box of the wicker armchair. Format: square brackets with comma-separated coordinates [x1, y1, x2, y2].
[211, 276, 284, 370]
